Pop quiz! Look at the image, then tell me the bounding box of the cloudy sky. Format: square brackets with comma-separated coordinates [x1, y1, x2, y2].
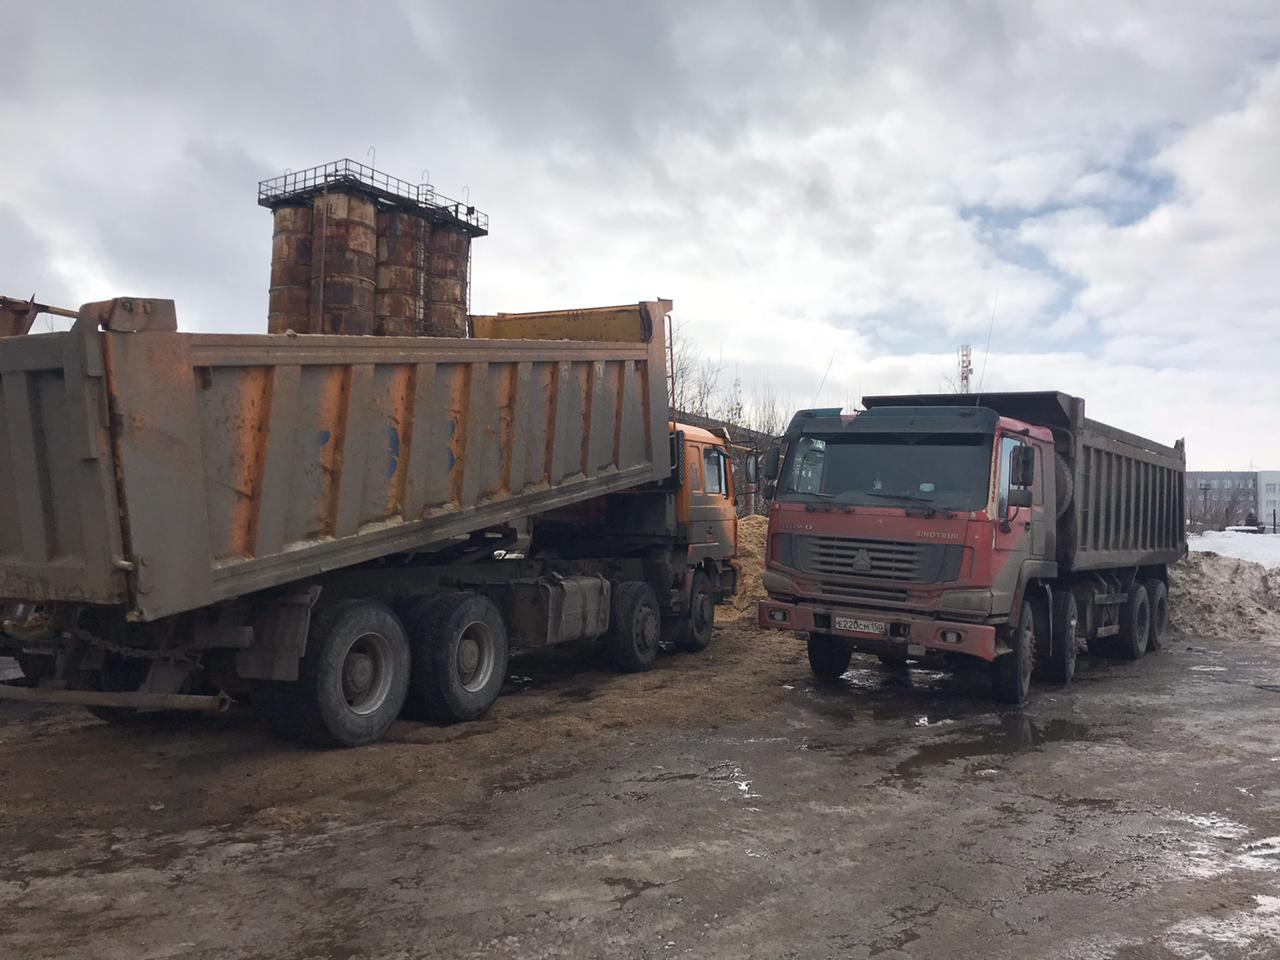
[4, 1, 1280, 468]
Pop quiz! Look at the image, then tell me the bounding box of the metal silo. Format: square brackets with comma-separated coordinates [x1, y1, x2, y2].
[310, 190, 377, 336]
[374, 210, 428, 336]
[267, 205, 313, 334]
[259, 161, 487, 338]
[424, 223, 470, 337]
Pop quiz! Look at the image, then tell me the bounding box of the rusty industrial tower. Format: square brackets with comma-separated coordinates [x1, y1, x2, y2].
[258, 160, 488, 338]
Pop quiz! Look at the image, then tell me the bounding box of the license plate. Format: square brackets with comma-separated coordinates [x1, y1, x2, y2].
[834, 616, 887, 636]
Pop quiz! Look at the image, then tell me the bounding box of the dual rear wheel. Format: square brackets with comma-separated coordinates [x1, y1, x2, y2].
[262, 577, 690, 747]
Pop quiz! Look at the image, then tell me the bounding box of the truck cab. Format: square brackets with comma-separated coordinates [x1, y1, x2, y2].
[757, 405, 1056, 696]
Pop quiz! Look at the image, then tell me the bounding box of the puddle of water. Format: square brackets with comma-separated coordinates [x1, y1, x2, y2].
[802, 714, 1103, 788]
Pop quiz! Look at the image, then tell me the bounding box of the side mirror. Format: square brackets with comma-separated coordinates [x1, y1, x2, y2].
[764, 446, 781, 481]
[1011, 445, 1035, 487]
[763, 481, 776, 501]
[1008, 488, 1033, 509]
[745, 454, 759, 485]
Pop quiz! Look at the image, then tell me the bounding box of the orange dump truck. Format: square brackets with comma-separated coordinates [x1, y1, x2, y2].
[0, 298, 737, 745]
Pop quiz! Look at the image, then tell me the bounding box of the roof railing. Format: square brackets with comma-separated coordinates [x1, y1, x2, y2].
[257, 159, 488, 233]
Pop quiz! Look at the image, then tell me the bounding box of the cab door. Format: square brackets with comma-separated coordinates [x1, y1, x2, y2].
[992, 434, 1034, 614]
[688, 442, 735, 563]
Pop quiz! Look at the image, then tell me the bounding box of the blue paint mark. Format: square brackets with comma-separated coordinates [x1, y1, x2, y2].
[387, 426, 401, 478]
[317, 430, 331, 447]
[447, 448, 456, 470]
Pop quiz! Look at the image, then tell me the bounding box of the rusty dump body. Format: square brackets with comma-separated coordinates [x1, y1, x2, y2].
[0, 298, 670, 622]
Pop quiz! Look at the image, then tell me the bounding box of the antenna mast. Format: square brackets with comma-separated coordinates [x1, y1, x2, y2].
[957, 344, 973, 394]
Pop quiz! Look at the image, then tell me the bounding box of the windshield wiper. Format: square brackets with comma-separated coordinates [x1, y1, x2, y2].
[860, 489, 935, 504]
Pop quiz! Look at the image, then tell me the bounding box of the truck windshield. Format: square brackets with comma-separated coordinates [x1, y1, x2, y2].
[778, 432, 994, 510]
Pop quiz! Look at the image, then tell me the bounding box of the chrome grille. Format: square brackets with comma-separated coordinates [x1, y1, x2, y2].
[798, 536, 923, 582]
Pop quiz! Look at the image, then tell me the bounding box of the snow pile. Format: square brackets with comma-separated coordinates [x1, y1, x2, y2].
[1170, 552, 1280, 643]
[1188, 530, 1280, 568]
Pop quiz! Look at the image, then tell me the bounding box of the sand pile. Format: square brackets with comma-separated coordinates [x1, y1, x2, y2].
[1171, 552, 1280, 643]
[728, 514, 769, 620]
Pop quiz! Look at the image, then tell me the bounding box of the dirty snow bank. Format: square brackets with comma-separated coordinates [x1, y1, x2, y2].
[1188, 530, 1280, 567]
[1171, 552, 1280, 643]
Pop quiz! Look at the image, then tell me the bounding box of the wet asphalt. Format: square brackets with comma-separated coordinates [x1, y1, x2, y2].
[1, 635, 1278, 959]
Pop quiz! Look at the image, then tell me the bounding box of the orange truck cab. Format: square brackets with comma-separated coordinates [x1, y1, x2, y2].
[528, 421, 739, 648]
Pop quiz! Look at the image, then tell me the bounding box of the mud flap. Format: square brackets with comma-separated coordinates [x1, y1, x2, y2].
[235, 587, 322, 681]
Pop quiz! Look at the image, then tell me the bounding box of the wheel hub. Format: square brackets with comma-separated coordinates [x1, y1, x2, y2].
[341, 632, 393, 716]
[455, 621, 494, 693]
[343, 652, 375, 699]
[458, 638, 481, 682]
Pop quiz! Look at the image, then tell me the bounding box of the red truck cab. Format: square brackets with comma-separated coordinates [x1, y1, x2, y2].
[757, 404, 1057, 699]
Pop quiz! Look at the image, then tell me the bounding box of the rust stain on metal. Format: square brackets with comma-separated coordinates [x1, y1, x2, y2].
[268, 205, 313, 334]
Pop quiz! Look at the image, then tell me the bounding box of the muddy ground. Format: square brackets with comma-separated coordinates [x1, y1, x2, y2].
[2, 545, 1278, 959]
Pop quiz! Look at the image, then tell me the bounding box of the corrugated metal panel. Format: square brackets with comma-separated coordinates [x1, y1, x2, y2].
[90, 301, 670, 621]
[1068, 420, 1185, 572]
[0, 325, 127, 604]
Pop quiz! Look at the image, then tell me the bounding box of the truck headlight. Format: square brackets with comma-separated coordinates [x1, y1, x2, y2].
[762, 569, 800, 596]
[938, 589, 993, 615]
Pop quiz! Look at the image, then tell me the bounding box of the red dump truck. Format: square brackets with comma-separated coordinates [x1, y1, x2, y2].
[0, 298, 738, 745]
[758, 392, 1186, 703]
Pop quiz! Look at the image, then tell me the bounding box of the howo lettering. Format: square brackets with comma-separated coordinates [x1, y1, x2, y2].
[757, 393, 1187, 703]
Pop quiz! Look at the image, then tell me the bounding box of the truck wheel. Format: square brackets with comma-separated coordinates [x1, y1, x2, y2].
[1144, 580, 1169, 651]
[1115, 583, 1150, 660]
[265, 600, 410, 747]
[672, 570, 715, 652]
[808, 634, 851, 681]
[992, 600, 1036, 704]
[409, 593, 509, 722]
[1043, 589, 1079, 683]
[606, 581, 661, 672]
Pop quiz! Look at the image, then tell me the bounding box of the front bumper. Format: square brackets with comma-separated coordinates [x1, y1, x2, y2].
[757, 598, 998, 662]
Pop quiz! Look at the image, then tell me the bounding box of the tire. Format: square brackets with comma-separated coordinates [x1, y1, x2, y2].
[1054, 453, 1074, 520]
[260, 600, 411, 747]
[808, 633, 852, 681]
[1115, 582, 1150, 660]
[408, 593, 508, 722]
[606, 582, 661, 672]
[672, 570, 715, 652]
[992, 599, 1036, 704]
[1145, 579, 1169, 651]
[1043, 589, 1079, 684]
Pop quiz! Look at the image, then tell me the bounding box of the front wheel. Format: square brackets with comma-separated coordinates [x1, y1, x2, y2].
[808, 633, 851, 681]
[992, 599, 1037, 704]
[672, 570, 715, 652]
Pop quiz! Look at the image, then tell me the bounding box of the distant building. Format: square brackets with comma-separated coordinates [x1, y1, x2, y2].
[1260, 471, 1280, 530]
[1185, 470, 1280, 531]
[1185, 471, 1258, 529]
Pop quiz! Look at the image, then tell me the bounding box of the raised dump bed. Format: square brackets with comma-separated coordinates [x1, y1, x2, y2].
[0, 298, 670, 621]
